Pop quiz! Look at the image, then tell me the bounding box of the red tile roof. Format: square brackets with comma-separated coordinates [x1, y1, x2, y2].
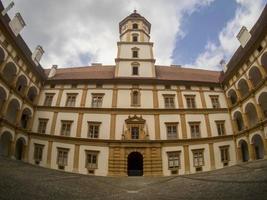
[45, 65, 222, 84]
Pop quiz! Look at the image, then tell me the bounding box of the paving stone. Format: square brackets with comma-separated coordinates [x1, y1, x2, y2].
[0, 156, 267, 200]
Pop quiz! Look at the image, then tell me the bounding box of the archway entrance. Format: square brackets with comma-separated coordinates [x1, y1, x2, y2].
[0, 131, 12, 156]
[239, 140, 249, 162]
[15, 138, 26, 160]
[252, 134, 264, 159]
[127, 152, 143, 176]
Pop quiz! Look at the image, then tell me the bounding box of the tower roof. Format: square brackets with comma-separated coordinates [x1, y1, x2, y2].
[119, 10, 151, 34]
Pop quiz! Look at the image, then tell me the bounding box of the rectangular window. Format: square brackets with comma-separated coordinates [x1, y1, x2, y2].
[192, 149, 204, 167]
[91, 94, 104, 108]
[164, 95, 175, 108]
[190, 122, 201, 138]
[43, 93, 55, 106]
[85, 151, 99, 169]
[132, 50, 138, 58]
[210, 95, 220, 108]
[37, 118, 48, 134]
[57, 148, 69, 168]
[132, 36, 138, 42]
[87, 122, 101, 138]
[216, 121, 225, 136]
[166, 123, 178, 139]
[185, 95, 196, 108]
[34, 144, 44, 164]
[65, 93, 77, 107]
[220, 146, 230, 165]
[132, 66, 139, 75]
[167, 151, 180, 169]
[131, 127, 139, 139]
[60, 120, 73, 136]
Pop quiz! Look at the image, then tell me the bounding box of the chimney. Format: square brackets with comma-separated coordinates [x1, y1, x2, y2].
[32, 45, 44, 65]
[9, 12, 26, 36]
[2, 1, 14, 16]
[91, 63, 102, 66]
[220, 59, 227, 72]
[170, 64, 181, 68]
[48, 65, 57, 78]
[236, 26, 251, 48]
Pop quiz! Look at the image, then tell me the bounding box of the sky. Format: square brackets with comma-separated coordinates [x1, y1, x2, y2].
[2, 0, 267, 70]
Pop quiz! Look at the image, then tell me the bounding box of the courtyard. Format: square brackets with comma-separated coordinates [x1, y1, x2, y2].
[0, 156, 267, 200]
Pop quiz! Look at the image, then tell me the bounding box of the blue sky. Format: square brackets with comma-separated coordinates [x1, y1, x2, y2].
[172, 0, 237, 66]
[2, 0, 267, 70]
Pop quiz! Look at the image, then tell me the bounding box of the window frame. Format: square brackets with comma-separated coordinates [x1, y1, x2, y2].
[167, 151, 181, 170]
[37, 118, 48, 134]
[131, 126, 140, 139]
[210, 95, 220, 108]
[65, 93, 77, 107]
[132, 23, 138, 29]
[87, 122, 101, 138]
[57, 147, 69, 167]
[60, 120, 73, 136]
[219, 145, 230, 164]
[192, 149, 205, 167]
[43, 93, 55, 106]
[216, 120, 225, 136]
[85, 150, 99, 169]
[185, 95, 196, 108]
[131, 47, 139, 58]
[91, 93, 104, 108]
[163, 94, 175, 108]
[33, 143, 44, 162]
[132, 65, 139, 75]
[131, 89, 141, 107]
[189, 122, 201, 138]
[165, 122, 178, 139]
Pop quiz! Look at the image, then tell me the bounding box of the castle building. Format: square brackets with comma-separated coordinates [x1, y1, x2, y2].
[0, 4, 267, 176]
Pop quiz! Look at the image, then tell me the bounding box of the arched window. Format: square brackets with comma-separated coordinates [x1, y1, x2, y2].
[248, 66, 262, 87]
[228, 89, 238, 105]
[6, 98, 20, 123]
[258, 92, 267, 118]
[132, 23, 138, 29]
[20, 108, 32, 129]
[27, 86, 38, 102]
[261, 52, 267, 71]
[131, 90, 140, 106]
[233, 111, 244, 132]
[0, 86, 7, 109]
[2, 62, 17, 83]
[237, 79, 250, 98]
[245, 103, 258, 127]
[15, 75, 27, 93]
[0, 47, 5, 65]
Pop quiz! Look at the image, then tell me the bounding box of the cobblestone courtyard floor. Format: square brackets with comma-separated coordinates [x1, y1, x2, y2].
[0, 157, 267, 200]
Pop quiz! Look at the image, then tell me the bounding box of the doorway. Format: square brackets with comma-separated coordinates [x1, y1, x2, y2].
[127, 152, 143, 176]
[15, 138, 25, 160]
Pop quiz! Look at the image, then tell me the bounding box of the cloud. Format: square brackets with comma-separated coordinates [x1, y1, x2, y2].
[189, 0, 266, 70]
[2, 0, 214, 68]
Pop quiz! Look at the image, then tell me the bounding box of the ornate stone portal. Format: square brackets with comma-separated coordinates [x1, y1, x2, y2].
[108, 115, 162, 176]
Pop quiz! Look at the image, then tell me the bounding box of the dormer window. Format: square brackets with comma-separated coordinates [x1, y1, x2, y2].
[132, 23, 138, 29]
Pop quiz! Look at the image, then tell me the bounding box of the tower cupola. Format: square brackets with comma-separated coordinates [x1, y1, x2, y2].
[119, 10, 151, 43]
[115, 11, 156, 78]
